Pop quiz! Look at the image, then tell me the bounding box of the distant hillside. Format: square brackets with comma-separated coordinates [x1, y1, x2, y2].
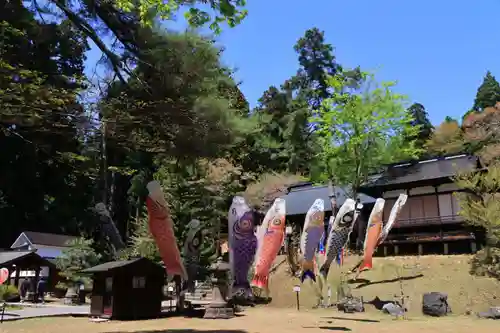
[266, 254, 500, 315]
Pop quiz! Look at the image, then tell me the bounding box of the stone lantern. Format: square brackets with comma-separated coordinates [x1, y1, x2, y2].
[203, 257, 234, 319]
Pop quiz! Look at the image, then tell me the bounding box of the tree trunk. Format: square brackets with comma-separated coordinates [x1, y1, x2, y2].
[485, 228, 494, 261]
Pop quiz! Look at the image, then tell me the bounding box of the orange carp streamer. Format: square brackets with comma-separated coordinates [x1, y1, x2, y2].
[357, 198, 385, 272]
[146, 181, 187, 280]
[251, 198, 286, 293]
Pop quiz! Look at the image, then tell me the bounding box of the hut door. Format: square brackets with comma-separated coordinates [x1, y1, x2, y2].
[103, 277, 113, 316]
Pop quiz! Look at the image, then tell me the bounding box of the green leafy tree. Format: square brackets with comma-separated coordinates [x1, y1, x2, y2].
[426, 119, 465, 156]
[0, 2, 96, 246]
[290, 27, 341, 108]
[237, 27, 354, 176]
[37, 0, 247, 84]
[123, 158, 246, 267]
[406, 103, 433, 149]
[462, 103, 500, 165]
[454, 164, 500, 278]
[472, 71, 500, 112]
[95, 30, 256, 246]
[101, 31, 254, 159]
[243, 172, 306, 213]
[119, 217, 161, 262]
[55, 238, 102, 289]
[240, 87, 313, 174]
[313, 72, 422, 195]
[112, 0, 248, 31]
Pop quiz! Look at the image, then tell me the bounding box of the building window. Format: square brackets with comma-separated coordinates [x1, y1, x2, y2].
[105, 277, 113, 292]
[132, 276, 146, 289]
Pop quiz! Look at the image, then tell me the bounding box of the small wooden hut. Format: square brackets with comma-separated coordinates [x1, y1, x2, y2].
[82, 257, 165, 320]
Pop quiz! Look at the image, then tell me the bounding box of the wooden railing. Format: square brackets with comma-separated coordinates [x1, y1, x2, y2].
[390, 215, 464, 228]
[383, 230, 475, 245]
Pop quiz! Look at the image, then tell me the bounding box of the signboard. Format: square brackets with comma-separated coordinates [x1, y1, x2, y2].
[293, 285, 301, 292]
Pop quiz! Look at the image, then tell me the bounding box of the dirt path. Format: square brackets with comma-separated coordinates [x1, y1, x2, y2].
[2, 307, 499, 333]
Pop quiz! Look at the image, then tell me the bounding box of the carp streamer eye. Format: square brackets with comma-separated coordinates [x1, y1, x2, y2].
[272, 218, 281, 226]
[240, 219, 251, 230]
[340, 212, 354, 226]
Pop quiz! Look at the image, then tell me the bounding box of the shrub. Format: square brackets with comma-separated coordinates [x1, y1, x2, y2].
[0, 284, 19, 301]
[470, 247, 500, 279]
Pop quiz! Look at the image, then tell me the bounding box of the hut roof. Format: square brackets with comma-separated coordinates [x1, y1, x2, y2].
[81, 257, 163, 274]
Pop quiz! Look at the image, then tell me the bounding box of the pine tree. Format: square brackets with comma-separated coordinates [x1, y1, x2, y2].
[407, 103, 433, 149]
[473, 71, 500, 112]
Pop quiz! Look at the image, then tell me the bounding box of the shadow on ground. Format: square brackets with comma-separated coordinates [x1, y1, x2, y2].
[364, 296, 397, 311]
[302, 326, 352, 331]
[353, 274, 424, 289]
[347, 278, 370, 284]
[252, 297, 272, 305]
[108, 329, 248, 333]
[321, 316, 380, 323]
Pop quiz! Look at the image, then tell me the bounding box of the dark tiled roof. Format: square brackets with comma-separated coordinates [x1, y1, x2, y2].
[360, 154, 479, 190]
[81, 257, 162, 273]
[0, 250, 55, 267]
[282, 184, 375, 216]
[0, 250, 35, 266]
[23, 231, 77, 247]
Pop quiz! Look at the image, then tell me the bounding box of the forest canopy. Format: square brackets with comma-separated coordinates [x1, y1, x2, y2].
[2, 1, 500, 278]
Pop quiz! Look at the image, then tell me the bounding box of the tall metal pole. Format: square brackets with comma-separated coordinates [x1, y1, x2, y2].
[101, 121, 108, 206]
[328, 180, 337, 229]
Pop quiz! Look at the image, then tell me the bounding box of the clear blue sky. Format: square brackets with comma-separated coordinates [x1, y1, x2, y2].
[85, 0, 500, 126]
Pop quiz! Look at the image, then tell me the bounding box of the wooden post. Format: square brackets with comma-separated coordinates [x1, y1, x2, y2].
[418, 244, 423, 255]
[394, 245, 399, 255]
[470, 241, 477, 253]
[34, 268, 41, 303]
[383, 246, 388, 257]
[443, 243, 449, 255]
[14, 266, 20, 287]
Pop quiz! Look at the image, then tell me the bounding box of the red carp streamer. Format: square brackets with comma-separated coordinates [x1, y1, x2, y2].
[145, 193, 187, 280]
[357, 198, 385, 272]
[251, 198, 286, 293]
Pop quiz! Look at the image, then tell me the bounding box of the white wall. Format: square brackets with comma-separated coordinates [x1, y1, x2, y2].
[10, 266, 50, 278]
[33, 245, 67, 259]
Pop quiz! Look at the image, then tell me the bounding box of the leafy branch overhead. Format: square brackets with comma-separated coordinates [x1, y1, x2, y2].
[33, 0, 248, 83]
[312, 72, 422, 194]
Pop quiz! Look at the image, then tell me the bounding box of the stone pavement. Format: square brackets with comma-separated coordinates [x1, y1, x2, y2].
[1, 303, 89, 322]
[0, 300, 178, 322]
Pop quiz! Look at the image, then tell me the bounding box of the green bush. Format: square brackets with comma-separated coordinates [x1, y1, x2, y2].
[0, 284, 19, 301]
[470, 247, 500, 278]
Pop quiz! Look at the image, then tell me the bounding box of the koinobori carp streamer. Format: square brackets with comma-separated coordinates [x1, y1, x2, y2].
[228, 196, 257, 297]
[299, 199, 325, 282]
[377, 194, 408, 246]
[145, 181, 187, 280]
[357, 198, 385, 272]
[251, 198, 286, 293]
[320, 198, 359, 278]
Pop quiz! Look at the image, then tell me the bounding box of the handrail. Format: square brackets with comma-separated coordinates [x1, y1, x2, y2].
[382, 230, 475, 245]
[389, 215, 464, 228]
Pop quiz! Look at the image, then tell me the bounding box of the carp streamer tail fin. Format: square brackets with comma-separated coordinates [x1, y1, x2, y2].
[319, 264, 330, 279]
[358, 260, 373, 272]
[251, 274, 269, 290]
[300, 269, 316, 283]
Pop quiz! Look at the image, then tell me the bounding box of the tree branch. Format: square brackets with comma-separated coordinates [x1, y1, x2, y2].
[52, 0, 129, 84]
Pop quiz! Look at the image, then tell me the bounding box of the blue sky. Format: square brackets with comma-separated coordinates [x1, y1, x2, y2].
[85, 0, 500, 126]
